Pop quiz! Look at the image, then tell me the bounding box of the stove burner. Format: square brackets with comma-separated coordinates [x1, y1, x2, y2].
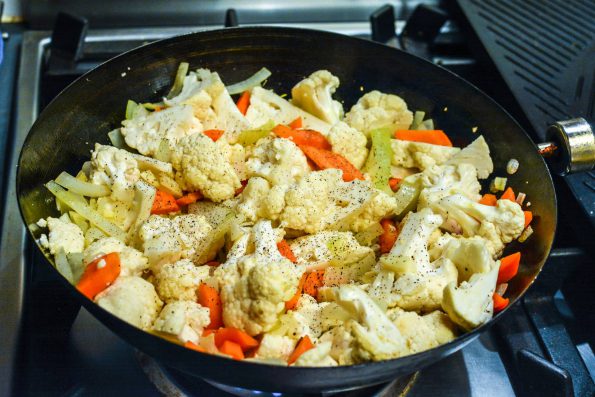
[137, 351, 418, 397]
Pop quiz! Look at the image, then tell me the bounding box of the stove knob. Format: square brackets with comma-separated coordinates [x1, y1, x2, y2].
[538, 118, 595, 175]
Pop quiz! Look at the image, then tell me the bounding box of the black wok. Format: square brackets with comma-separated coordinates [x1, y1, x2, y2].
[17, 27, 556, 393]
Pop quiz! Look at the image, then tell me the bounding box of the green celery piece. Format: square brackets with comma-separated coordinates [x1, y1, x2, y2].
[394, 174, 422, 218]
[237, 120, 275, 145]
[125, 100, 137, 120]
[363, 128, 393, 193]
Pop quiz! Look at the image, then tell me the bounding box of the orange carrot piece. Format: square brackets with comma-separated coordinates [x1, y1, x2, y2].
[493, 292, 509, 313]
[197, 283, 223, 329]
[394, 130, 453, 146]
[235, 180, 248, 196]
[299, 145, 364, 182]
[524, 211, 533, 228]
[219, 340, 245, 360]
[285, 273, 307, 311]
[500, 187, 515, 202]
[151, 190, 180, 214]
[277, 240, 297, 263]
[497, 252, 521, 284]
[176, 191, 203, 207]
[205, 261, 221, 267]
[273, 124, 332, 150]
[479, 193, 498, 206]
[288, 335, 314, 365]
[303, 270, 325, 298]
[76, 252, 121, 299]
[203, 129, 224, 142]
[289, 117, 303, 129]
[215, 328, 259, 350]
[379, 219, 399, 254]
[389, 177, 401, 192]
[184, 341, 206, 353]
[236, 91, 251, 115]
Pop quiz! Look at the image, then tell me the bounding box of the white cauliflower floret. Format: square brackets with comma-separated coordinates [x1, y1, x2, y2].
[153, 300, 211, 344]
[236, 177, 279, 223]
[350, 189, 398, 232]
[254, 334, 296, 361]
[121, 105, 202, 157]
[293, 341, 338, 367]
[291, 70, 344, 124]
[280, 169, 376, 233]
[139, 214, 214, 270]
[417, 163, 482, 210]
[47, 217, 84, 255]
[391, 140, 460, 171]
[83, 237, 148, 277]
[170, 132, 241, 202]
[95, 276, 163, 330]
[439, 237, 495, 282]
[90, 144, 140, 202]
[246, 87, 331, 134]
[344, 91, 413, 137]
[289, 231, 374, 271]
[214, 220, 304, 335]
[442, 260, 500, 330]
[327, 122, 368, 169]
[318, 326, 356, 365]
[155, 259, 211, 302]
[446, 135, 493, 179]
[391, 309, 458, 354]
[246, 137, 310, 187]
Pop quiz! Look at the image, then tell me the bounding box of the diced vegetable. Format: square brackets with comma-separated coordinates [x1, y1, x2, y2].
[394, 129, 452, 146]
[214, 328, 259, 350]
[523, 211, 533, 228]
[393, 175, 422, 217]
[273, 124, 331, 150]
[363, 128, 393, 193]
[277, 240, 297, 263]
[379, 219, 399, 254]
[76, 252, 121, 299]
[479, 194, 497, 206]
[55, 171, 110, 197]
[516, 192, 526, 206]
[500, 187, 515, 201]
[518, 225, 533, 243]
[226, 67, 272, 95]
[389, 177, 401, 192]
[299, 145, 364, 182]
[495, 283, 508, 296]
[490, 177, 508, 193]
[151, 190, 180, 215]
[197, 282, 223, 329]
[410, 111, 425, 130]
[506, 159, 519, 175]
[303, 270, 325, 298]
[497, 252, 520, 284]
[204, 129, 224, 142]
[219, 340, 244, 360]
[125, 100, 149, 120]
[289, 117, 302, 129]
[176, 191, 203, 207]
[166, 62, 190, 99]
[493, 293, 509, 313]
[236, 120, 275, 146]
[184, 341, 206, 353]
[288, 335, 314, 365]
[236, 91, 251, 115]
[285, 273, 307, 311]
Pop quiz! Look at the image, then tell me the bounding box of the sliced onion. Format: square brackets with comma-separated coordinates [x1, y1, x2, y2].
[131, 153, 173, 175]
[166, 62, 190, 99]
[495, 283, 508, 296]
[516, 192, 526, 206]
[226, 67, 272, 95]
[108, 128, 127, 149]
[411, 111, 425, 129]
[518, 225, 533, 243]
[55, 171, 110, 197]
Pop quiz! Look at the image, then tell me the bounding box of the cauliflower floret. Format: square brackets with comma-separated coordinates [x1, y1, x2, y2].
[439, 236, 495, 282]
[390, 309, 458, 354]
[327, 122, 368, 169]
[246, 137, 310, 187]
[318, 326, 356, 365]
[47, 217, 84, 255]
[291, 70, 344, 124]
[417, 163, 482, 210]
[83, 237, 148, 277]
[214, 220, 304, 335]
[121, 105, 202, 157]
[153, 300, 211, 344]
[95, 276, 163, 330]
[429, 233, 500, 260]
[280, 169, 376, 233]
[171, 132, 241, 202]
[254, 334, 297, 361]
[90, 144, 140, 202]
[293, 341, 338, 367]
[246, 87, 331, 134]
[446, 135, 493, 179]
[289, 231, 374, 271]
[350, 189, 398, 232]
[344, 91, 413, 137]
[155, 259, 211, 303]
[391, 140, 460, 171]
[139, 214, 215, 270]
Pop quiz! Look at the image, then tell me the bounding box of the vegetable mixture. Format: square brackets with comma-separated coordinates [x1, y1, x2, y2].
[36, 66, 533, 366]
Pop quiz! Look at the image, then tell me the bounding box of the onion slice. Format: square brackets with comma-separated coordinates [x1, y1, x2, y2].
[226, 67, 272, 95]
[55, 171, 110, 197]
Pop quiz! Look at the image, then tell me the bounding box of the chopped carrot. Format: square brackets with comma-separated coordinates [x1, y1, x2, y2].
[176, 191, 203, 207]
[288, 335, 314, 365]
[285, 273, 307, 311]
[303, 270, 325, 298]
[524, 211, 533, 228]
[76, 252, 121, 299]
[235, 180, 248, 196]
[205, 261, 221, 267]
[379, 219, 399, 254]
[479, 193, 498, 206]
[500, 187, 515, 202]
[394, 130, 453, 147]
[299, 145, 364, 182]
[289, 117, 303, 129]
[151, 190, 180, 214]
[197, 283, 223, 329]
[493, 292, 509, 313]
[273, 124, 332, 150]
[214, 328, 259, 350]
[277, 240, 297, 263]
[497, 252, 521, 284]
[236, 91, 251, 115]
[219, 340, 245, 360]
[203, 129, 224, 142]
[389, 177, 401, 192]
[184, 341, 206, 353]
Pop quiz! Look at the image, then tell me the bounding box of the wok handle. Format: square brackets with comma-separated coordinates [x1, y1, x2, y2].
[538, 117, 595, 175]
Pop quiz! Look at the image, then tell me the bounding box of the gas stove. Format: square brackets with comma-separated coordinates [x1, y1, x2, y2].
[1, 2, 594, 396]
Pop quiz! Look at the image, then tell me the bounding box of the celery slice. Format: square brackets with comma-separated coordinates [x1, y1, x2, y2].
[236, 120, 275, 146]
[125, 100, 149, 120]
[226, 67, 272, 95]
[166, 62, 190, 99]
[411, 111, 425, 129]
[393, 175, 422, 217]
[55, 171, 110, 197]
[363, 128, 393, 193]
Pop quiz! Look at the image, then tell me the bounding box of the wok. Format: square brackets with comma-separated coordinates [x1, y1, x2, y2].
[17, 27, 558, 393]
